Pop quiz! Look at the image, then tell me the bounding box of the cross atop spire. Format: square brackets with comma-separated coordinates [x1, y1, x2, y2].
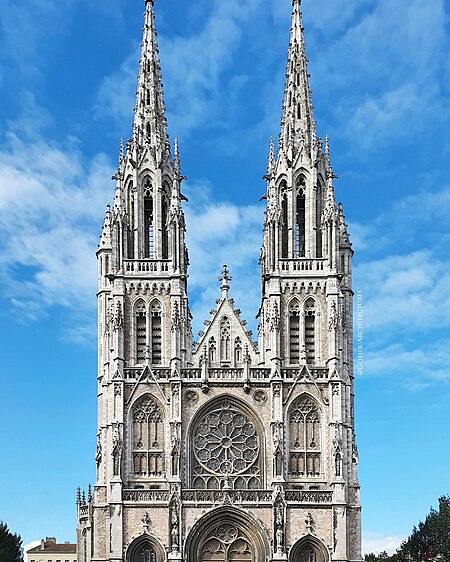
[133, 0, 169, 152]
[219, 265, 232, 300]
[279, 0, 315, 154]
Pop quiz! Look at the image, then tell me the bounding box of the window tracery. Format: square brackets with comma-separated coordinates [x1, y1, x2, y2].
[131, 395, 164, 477]
[289, 396, 321, 478]
[192, 401, 261, 490]
[201, 524, 253, 562]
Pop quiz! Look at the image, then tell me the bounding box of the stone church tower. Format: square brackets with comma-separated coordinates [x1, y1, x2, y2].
[77, 1, 362, 561]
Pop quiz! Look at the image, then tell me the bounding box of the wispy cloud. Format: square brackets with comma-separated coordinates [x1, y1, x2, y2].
[363, 532, 404, 556]
[0, 124, 112, 334]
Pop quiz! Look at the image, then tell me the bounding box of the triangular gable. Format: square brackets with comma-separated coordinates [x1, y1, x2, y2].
[192, 297, 257, 366]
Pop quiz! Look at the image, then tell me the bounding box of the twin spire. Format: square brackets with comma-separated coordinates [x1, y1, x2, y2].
[279, 0, 315, 155]
[133, 0, 168, 151]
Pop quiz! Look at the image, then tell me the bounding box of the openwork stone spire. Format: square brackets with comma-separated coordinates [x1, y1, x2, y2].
[133, 0, 168, 151]
[280, 0, 315, 153]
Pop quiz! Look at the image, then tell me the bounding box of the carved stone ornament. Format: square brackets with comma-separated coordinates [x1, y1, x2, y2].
[253, 390, 267, 405]
[185, 390, 199, 405]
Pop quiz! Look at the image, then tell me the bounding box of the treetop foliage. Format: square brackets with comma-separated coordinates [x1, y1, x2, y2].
[0, 522, 23, 562]
[365, 495, 450, 562]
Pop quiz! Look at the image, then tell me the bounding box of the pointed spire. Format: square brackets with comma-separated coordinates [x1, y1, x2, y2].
[133, 0, 168, 151]
[280, 0, 315, 154]
[174, 138, 180, 174]
[267, 137, 275, 174]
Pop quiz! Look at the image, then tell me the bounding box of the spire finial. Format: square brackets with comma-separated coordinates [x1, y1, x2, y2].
[219, 265, 232, 300]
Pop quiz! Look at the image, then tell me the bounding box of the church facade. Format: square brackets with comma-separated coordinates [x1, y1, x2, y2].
[76, 1, 362, 561]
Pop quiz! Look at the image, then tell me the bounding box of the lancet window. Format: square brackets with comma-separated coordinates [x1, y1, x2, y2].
[144, 181, 154, 258]
[289, 395, 321, 478]
[150, 301, 162, 365]
[191, 400, 262, 490]
[234, 337, 242, 365]
[304, 298, 316, 365]
[135, 300, 147, 364]
[161, 187, 169, 260]
[281, 186, 288, 258]
[209, 337, 216, 364]
[316, 178, 324, 258]
[289, 299, 300, 364]
[131, 395, 164, 478]
[296, 177, 306, 257]
[220, 317, 231, 363]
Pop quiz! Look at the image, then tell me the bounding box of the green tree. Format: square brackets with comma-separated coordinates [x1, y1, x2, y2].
[0, 522, 23, 562]
[396, 495, 450, 561]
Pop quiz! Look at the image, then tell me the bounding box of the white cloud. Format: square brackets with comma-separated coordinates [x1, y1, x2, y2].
[362, 340, 450, 386]
[184, 180, 263, 337]
[0, 130, 112, 331]
[363, 532, 404, 556]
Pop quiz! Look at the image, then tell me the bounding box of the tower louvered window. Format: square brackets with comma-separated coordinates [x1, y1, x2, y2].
[132, 395, 163, 477]
[281, 189, 288, 258]
[289, 300, 300, 364]
[150, 301, 162, 365]
[136, 301, 147, 364]
[289, 396, 321, 477]
[144, 183, 154, 258]
[304, 298, 316, 365]
[296, 177, 306, 257]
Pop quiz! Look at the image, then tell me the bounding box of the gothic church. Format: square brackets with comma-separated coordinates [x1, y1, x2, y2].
[77, 0, 362, 560]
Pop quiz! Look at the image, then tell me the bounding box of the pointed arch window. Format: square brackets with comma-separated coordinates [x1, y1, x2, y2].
[234, 337, 242, 365]
[144, 182, 154, 258]
[150, 301, 162, 365]
[220, 317, 231, 363]
[161, 193, 169, 260]
[316, 177, 324, 258]
[135, 300, 147, 364]
[304, 298, 316, 365]
[281, 184, 288, 258]
[209, 337, 216, 364]
[289, 299, 300, 364]
[297, 103, 302, 120]
[131, 395, 164, 478]
[296, 177, 306, 257]
[289, 395, 321, 478]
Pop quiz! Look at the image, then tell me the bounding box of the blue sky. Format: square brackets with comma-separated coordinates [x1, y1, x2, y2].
[0, 0, 449, 556]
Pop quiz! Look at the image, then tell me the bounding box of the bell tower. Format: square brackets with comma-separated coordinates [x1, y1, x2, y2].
[77, 1, 362, 561]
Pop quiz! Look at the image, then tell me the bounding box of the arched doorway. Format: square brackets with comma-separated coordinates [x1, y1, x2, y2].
[126, 535, 164, 562]
[186, 507, 269, 562]
[289, 536, 329, 562]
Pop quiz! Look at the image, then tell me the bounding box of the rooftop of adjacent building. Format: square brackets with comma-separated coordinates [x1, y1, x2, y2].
[27, 538, 76, 554]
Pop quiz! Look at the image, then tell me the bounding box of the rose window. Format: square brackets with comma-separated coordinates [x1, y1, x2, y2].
[192, 403, 261, 490]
